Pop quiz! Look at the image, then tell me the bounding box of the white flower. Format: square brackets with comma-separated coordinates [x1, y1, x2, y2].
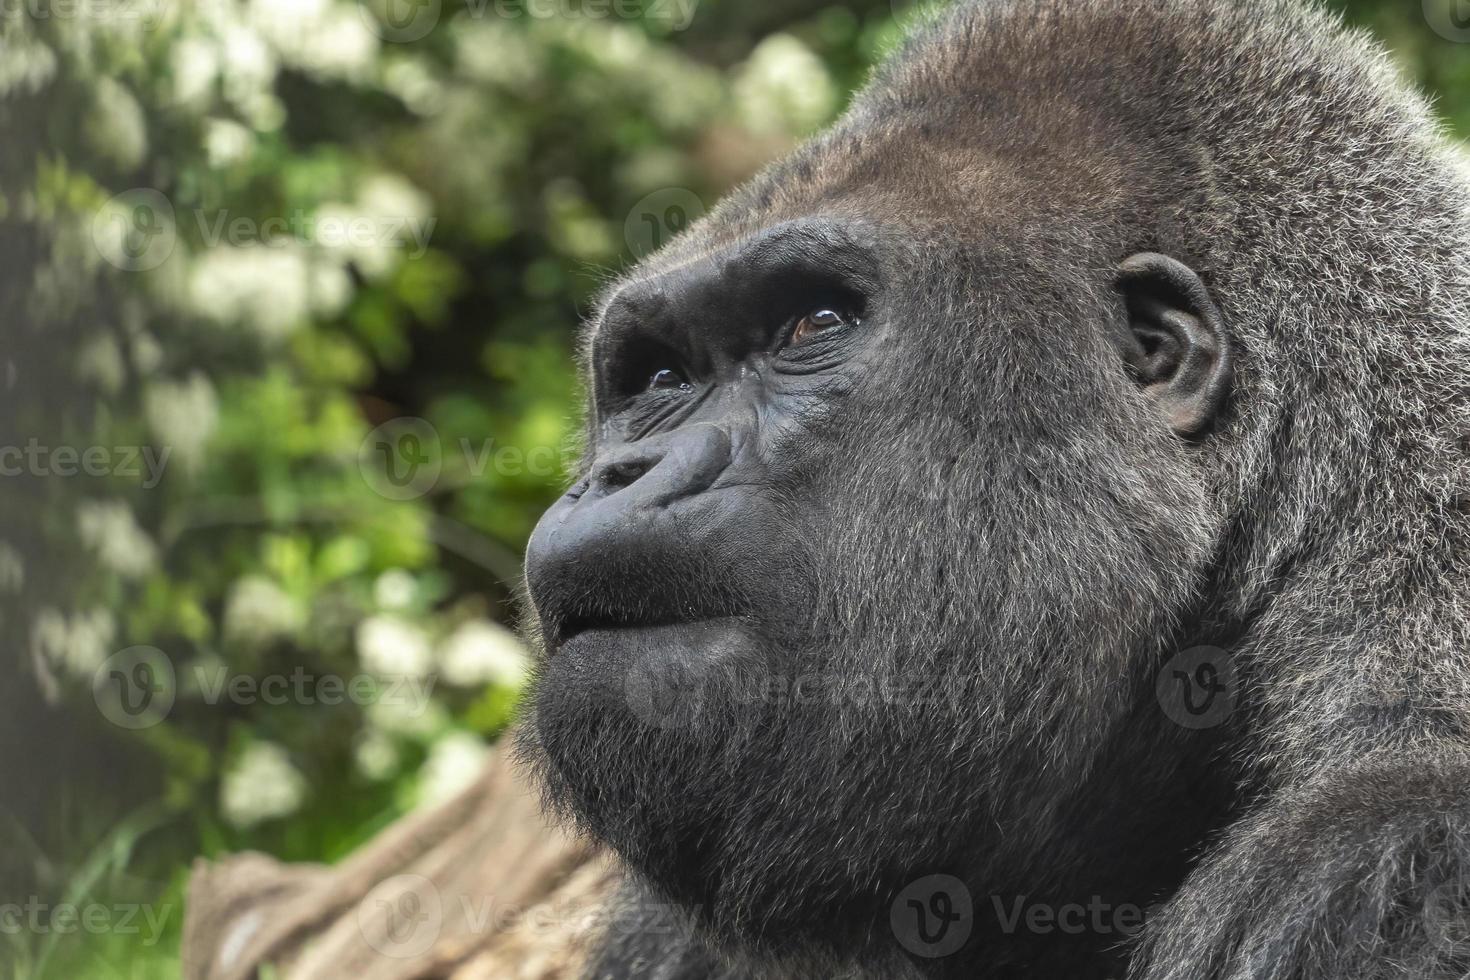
[373, 569, 416, 610]
[76, 501, 158, 579]
[417, 732, 487, 807]
[220, 742, 307, 828]
[437, 621, 529, 688]
[86, 78, 148, 171]
[205, 118, 255, 167]
[31, 607, 116, 679]
[366, 695, 447, 740]
[189, 244, 311, 341]
[251, 0, 377, 82]
[77, 334, 126, 393]
[733, 34, 838, 137]
[354, 730, 401, 781]
[313, 175, 434, 279]
[171, 37, 219, 107]
[455, 21, 541, 90]
[221, 21, 279, 109]
[130, 328, 164, 375]
[357, 614, 433, 678]
[145, 373, 219, 469]
[359, 173, 432, 229]
[311, 203, 390, 280]
[309, 260, 352, 318]
[223, 575, 303, 650]
[0, 32, 57, 98]
[384, 57, 444, 116]
[251, 0, 328, 27]
[301, 8, 378, 81]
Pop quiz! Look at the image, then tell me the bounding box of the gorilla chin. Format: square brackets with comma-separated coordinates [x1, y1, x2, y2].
[520, 1, 1470, 978]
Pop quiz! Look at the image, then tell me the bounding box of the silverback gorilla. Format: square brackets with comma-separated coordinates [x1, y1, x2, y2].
[520, 0, 1470, 976]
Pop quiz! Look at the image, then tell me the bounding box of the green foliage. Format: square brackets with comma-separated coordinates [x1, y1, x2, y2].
[0, 1, 1462, 976]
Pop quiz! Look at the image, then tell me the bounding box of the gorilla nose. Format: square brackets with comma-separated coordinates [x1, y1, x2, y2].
[574, 425, 731, 509]
[525, 424, 735, 627]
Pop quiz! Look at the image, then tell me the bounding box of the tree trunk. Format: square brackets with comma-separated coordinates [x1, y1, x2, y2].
[182, 746, 611, 980]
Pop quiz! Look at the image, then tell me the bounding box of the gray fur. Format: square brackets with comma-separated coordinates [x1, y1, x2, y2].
[522, 1, 1470, 977]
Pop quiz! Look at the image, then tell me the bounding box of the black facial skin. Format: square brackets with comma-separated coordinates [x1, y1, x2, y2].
[526, 220, 878, 665]
[520, 1, 1470, 978]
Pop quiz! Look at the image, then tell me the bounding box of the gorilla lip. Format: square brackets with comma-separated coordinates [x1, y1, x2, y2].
[552, 612, 684, 650]
[551, 613, 744, 654]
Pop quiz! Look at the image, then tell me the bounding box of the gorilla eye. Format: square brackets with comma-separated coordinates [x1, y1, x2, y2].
[789, 308, 855, 347]
[649, 368, 692, 392]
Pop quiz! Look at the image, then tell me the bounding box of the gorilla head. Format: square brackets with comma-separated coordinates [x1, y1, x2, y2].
[521, 0, 1470, 976]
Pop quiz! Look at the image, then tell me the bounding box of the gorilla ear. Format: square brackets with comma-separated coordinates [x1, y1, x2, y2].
[1115, 252, 1232, 437]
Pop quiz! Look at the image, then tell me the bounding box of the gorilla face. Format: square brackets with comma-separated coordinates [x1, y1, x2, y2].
[522, 142, 1235, 960]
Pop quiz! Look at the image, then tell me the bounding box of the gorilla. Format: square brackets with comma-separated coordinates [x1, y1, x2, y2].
[519, 0, 1470, 976]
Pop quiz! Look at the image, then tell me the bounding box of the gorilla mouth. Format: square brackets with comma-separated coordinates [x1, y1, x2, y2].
[551, 609, 741, 652]
[553, 611, 662, 649]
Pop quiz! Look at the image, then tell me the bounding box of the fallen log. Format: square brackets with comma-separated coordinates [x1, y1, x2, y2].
[182, 745, 613, 980]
